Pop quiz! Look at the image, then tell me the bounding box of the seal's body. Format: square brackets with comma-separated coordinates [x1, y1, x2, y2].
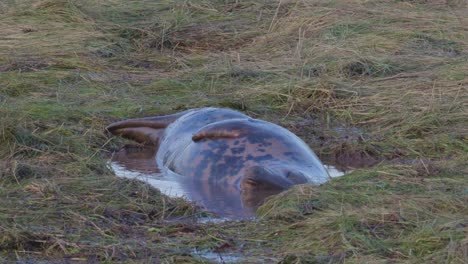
[107, 108, 329, 207]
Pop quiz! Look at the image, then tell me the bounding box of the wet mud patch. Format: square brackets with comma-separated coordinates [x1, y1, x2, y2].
[110, 143, 348, 220]
[283, 118, 382, 171]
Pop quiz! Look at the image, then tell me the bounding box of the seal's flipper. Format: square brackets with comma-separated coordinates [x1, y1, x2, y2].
[107, 110, 192, 132]
[192, 119, 251, 142]
[106, 110, 193, 145]
[109, 127, 164, 146]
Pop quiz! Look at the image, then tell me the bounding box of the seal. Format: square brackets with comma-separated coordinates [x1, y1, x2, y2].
[107, 107, 330, 207]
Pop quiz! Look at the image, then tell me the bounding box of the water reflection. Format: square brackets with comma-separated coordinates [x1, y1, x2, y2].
[191, 248, 242, 263]
[110, 145, 347, 219]
[324, 165, 347, 178]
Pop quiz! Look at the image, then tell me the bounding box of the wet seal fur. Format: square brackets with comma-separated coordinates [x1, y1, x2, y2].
[107, 107, 330, 207]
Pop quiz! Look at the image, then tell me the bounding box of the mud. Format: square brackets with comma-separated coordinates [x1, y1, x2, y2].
[284, 119, 382, 171]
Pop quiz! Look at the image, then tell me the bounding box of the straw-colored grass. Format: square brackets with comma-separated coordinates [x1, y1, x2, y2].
[1, 0, 466, 262]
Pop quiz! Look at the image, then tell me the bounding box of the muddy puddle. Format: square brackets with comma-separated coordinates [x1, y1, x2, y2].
[109, 145, 349, 220]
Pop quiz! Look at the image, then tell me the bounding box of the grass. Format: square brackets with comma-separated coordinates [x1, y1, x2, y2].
[1, 0, 467, 262]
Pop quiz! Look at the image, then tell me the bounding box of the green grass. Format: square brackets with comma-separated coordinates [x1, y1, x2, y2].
[1, 0, 467, 262]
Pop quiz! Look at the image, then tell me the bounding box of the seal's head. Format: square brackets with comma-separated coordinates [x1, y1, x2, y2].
[240, 165, 310, 207]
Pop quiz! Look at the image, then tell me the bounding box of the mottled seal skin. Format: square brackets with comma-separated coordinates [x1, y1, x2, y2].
[107, 107, 330, 207]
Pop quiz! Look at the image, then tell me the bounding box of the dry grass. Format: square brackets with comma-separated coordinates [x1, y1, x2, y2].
[0, 0, 467, 262]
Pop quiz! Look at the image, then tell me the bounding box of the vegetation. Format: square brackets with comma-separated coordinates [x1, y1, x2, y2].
[0, 0, 466, 262]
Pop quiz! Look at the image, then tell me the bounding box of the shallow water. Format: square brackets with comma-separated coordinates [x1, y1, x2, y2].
[324, 165, 348, 178]
[110, 145, 348, 219]
[191, 249, 243, 263]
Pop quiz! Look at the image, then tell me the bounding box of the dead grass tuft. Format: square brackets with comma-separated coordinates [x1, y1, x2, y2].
[0, 230, 78, 254]
[0, 58, 52, 73]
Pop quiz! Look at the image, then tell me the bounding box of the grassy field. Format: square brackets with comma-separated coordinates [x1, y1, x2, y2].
[0, 0, 467, 263]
